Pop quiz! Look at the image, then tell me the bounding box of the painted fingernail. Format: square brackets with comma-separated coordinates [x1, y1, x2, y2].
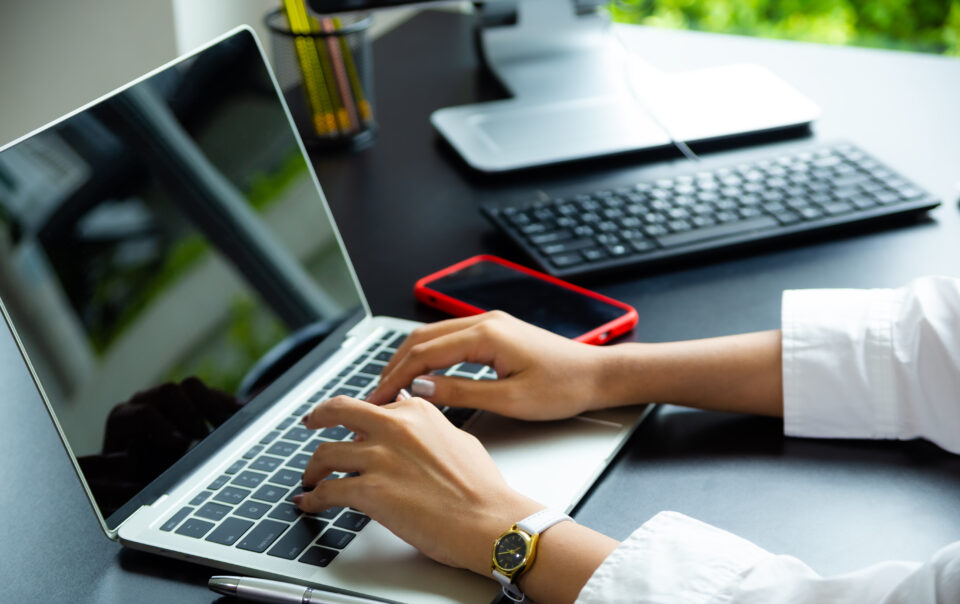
[301, 414, 309, 425]
[411, 376, 435, 397]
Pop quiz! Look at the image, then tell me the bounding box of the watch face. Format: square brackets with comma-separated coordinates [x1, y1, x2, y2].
[494, 532, 529, 572]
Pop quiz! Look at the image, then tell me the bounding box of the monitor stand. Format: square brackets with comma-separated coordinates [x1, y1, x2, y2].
[430, 0, 820, 173]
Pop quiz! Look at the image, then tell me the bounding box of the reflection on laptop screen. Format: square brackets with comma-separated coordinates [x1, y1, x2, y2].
[0, 31, 363, 520]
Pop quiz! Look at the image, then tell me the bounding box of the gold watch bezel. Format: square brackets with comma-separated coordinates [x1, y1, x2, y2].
[491, 525, 540, 580]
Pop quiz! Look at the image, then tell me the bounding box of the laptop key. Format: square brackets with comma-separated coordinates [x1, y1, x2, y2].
[302, 439, 324, 453]
[260, 430, 281, 445]
[214, 486, 251, 505]
[236, 519, 288, 553]
[205, 517, 254, 546]
[242, 445, 263, 460]
[189, 491, 211, 506]
[293, 403, 313, 416]
[334, 511, 370, 532]
[269, 503, 302, 523]
[161, 506, 193, 532]
[231, 471, 268, 490]
[252, 484, 288, 503]
[266, 442, 298, 457]
[345, 375, 373, 388]
[389, 334, 406, 349]
[331, 387, 361, 398]
[318, 528, 356, 550]
[175, 518, 215, 539]
[358, 363, 386, 376]
[270, 468, 302, 487]
[267, 517, 328, 560]
[299, 546, 339, 567]
[314, 506, 344, 520]
[225, 460, 246, 475]
[234, 500, 272, 520]
[319, 426, 351, 441]
[375, 351, 392, 362]
[275, 416, 296, 430]
[287, 454, 312, 470]
[208, 475, 230, 490]
[195, 502, 232, 522]
[283, 427, 313, 442]
[250, 456, 284, 473]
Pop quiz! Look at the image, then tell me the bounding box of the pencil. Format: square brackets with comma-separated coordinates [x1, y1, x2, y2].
[281, 0, 338, 135]
[333, 16, 373, 125]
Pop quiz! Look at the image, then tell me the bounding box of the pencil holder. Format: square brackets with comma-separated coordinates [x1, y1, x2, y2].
[265, 7, 376, 150]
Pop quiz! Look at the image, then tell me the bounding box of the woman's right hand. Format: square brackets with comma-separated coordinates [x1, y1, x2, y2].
[366, 311, 612, 420]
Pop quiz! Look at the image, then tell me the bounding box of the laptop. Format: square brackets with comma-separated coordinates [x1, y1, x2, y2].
[0, 27, 648, 604]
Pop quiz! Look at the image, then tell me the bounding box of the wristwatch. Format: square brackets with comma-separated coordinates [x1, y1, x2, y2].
[491, 508, 572, 602]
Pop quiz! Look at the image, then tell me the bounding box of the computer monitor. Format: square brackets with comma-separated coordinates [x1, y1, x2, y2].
[307, 0, 819, 172]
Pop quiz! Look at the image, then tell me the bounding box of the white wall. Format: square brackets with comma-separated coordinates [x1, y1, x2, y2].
[0, 0, 426, 147]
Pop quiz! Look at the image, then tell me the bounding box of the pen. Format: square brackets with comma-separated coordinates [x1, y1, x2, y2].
[209, 575, 384, 604]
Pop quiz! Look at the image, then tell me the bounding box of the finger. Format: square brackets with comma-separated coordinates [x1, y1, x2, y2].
[379, 314, 491, 381]
[302, 441, 370, 485]
[368, 327, 496, 405]
[294, 474, 363, 514]
[407, 373, 513, 412]
[303, 395, 387, 435]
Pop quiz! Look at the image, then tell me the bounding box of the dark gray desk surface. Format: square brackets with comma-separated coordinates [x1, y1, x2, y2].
[2, 10, 959, 603]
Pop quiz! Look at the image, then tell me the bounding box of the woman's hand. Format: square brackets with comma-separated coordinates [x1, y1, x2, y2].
[366, 311, 611, 420]
[296, 395, 543, 576]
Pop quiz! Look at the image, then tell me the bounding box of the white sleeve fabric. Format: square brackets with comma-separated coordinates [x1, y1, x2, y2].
[575, 512, 960, 604]
[781, 276, 960, 454]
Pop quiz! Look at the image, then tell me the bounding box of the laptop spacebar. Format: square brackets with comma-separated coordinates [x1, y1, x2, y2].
[656, 216, 779, 248]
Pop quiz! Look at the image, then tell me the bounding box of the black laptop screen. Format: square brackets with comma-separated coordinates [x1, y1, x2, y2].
[0, 30, 364, 525]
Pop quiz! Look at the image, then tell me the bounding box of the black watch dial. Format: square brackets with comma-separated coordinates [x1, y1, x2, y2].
[494, 532, 528, 572]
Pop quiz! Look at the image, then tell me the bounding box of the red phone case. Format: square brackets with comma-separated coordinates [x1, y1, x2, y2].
[413, 255, 638, 345]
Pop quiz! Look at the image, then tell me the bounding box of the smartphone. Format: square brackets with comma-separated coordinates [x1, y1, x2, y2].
[414, 255, 638, 344]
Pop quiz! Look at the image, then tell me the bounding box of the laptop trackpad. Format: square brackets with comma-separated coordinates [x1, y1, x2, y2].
[467, 412, 626, 509]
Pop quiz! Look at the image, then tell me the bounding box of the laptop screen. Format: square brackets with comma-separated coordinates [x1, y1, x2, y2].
[0, 30, 365, 528]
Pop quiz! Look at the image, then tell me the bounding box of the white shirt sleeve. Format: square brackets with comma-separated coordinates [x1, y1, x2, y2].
[576, 277, 960, 603]
[781, 276, 960, 454]
[575, 511, 960, 604]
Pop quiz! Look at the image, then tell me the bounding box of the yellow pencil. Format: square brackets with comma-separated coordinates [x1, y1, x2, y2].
[281, 0, 337, 135]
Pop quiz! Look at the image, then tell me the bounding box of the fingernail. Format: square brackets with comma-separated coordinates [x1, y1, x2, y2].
[411, 376, 435, 397]
[292, 494, 303, 504]
[301, 414, 309, 425]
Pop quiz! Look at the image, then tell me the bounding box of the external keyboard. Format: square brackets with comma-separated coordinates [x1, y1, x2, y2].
[159, 329, 493, 567]
[482, 141, 940, 277]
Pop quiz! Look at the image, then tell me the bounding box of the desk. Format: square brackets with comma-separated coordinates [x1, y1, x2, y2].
[2, 10, 959, 602]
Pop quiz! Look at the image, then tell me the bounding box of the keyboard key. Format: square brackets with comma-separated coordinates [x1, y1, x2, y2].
[224, 460, 246, 475]
[270, 468, 302, 487]
[205, 517, 253, 546]
[299, 546, 339, 567]
[268, 517, 328, 560]
[234, 500, 272, 520]
[266, 442, 298, 457]
[455, 362, 488, 375]
[283, 427, 313, 442]
[375, 351, 393, 363]
[237, 519, 289, 553]
[195, 502, 232, 522]
[549, 253, 583, 268]
[189, 491, 211, 506]
[334, 511, 371, 532]
[345, 375, 373, 388]
[260, 430, 281, 445]
[252, 484, 288, 503]
[250, 456, 284, 473]
[319, 426, 351, 441]
[232, 471, 268, 490]
[331, 387, 361, 398]
[269, 503, 302, 523]
[288, 454, 312, 470]
[214, 487, 251, 505]
[293, 403, 313, 416]
[388, 334, 406, 349]
[276, 416, 296, 430]
[318, 528, 356, 550]
[358, 363, 386, 376]
[656, 216, 778, 248]
[242, 445, 263, 460]
[302, 438, 324, 453]
[175, 518, 215, 539]
[315, 506, 344, 520]
[161, 506, 193, 532]
[208, 475, 230, 490]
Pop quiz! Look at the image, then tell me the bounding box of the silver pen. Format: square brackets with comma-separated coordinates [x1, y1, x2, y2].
[209, 576, 385, 604]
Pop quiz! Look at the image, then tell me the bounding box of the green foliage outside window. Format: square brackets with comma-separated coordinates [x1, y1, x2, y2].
[609, 0, 960, 55]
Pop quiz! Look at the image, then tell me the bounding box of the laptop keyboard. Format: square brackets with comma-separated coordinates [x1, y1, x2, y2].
[158, 329, 495, 567]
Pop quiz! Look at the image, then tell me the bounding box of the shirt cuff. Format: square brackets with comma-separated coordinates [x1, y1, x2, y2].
[576, 511, 772, 604]
[781, 287, 902, 441]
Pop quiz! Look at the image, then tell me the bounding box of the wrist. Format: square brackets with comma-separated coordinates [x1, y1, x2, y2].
[464, 493, 544, 577]
[588, 343, 659, 410]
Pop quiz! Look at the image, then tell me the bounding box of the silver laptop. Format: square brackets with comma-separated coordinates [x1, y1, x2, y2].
[0, 27, 647, 604]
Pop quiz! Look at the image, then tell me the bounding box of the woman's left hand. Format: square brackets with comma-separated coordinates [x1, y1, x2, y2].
[296, 395, 543, 576]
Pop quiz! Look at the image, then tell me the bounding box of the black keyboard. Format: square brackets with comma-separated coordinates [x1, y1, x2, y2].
[482, 141, 940, 277]
[159, 329, 492, 567]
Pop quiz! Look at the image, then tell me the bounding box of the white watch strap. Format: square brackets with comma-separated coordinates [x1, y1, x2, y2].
[517, 508, 572, 536]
